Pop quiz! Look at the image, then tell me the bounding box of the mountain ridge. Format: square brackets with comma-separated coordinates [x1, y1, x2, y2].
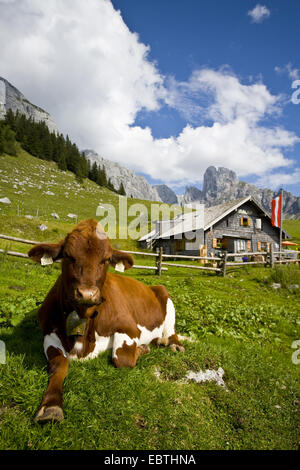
[83, 149, 161, 202]
[181, 166, 300, 218]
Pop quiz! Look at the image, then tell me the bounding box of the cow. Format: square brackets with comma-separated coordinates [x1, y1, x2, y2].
[28, 218, 184, 424]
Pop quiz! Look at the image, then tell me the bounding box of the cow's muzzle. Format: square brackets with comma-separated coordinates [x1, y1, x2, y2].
[75, 286, 100, 304]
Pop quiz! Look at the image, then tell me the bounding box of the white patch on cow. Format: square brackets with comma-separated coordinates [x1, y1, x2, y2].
[112, 333, 136, 358]
[41, 254, 53, 266]
[163, 298, 176, 338]
[114, 261, 125, 272]
[135, 298, 175, 346]
[96, 222, 107, 240]
[83, 333, 114, 360]
[73, 340, 83, 353]
[43, 332, 67, 359]
[137, 323, 164, 345]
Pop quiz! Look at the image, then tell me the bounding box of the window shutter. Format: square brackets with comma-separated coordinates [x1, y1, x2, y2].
[257, 241, 261, 251]
[247, 241, 251, 251]
[267, 243, 270, 253]
[255, 218, 262, 229]
[247, 219, 251, 227]
[212, 238, 217, 248]
[240, 217, 243, 226]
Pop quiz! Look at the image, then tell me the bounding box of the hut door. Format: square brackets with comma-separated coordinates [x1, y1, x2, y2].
[174, 239, 185, 252]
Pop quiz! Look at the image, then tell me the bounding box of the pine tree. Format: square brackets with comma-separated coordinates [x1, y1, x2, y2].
[118, 182, 126, 196]
[5, 109, 16, 130]
[42, 132, 53, 161]
[0, 123, 4, 155]
[90, 162, 98, 182]
[2, 125, 17, 156]
[57, 149, 67, 171]
[107, 178, 115, 192]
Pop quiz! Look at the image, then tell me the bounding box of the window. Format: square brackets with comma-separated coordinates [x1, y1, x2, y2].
[240, 217, 251, 227]
[260, 242, 270, 252]
[236, 239, 246, 252]
[257, 241, 270, 252]
[213, 238, 224, 249]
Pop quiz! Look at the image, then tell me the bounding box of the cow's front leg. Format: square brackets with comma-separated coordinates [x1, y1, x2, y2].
[35, 336, 69, 424]
[112, 333, 148, 368]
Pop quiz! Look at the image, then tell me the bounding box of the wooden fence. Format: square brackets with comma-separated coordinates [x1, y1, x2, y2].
[0, 233, 298, 277]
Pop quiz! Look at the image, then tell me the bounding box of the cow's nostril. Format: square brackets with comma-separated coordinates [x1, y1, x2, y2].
[76, 288, 83, 299]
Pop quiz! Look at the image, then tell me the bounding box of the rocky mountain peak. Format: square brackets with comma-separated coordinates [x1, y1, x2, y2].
[203, 166, 238, 204]
[0, 76, 57, 133]
[182, 166, 300, 218]
[152, 184, 178, 204]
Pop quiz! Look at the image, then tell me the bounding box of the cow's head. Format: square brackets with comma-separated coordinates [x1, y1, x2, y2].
[28, 219, 134, 315]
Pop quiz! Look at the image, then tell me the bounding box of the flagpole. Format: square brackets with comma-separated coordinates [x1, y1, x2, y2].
[279, 188, 283, 263]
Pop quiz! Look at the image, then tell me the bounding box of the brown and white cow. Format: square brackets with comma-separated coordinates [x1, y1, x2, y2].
[28, 218, 184, 423]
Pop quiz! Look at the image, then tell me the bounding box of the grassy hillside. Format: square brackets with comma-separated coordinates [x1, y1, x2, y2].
[0, 148, 176, 254]
[283, 220, 300, 246]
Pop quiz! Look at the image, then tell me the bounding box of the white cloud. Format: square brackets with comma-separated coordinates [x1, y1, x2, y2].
[248, 4, 271, 23]
[275, 63, 300, 80]
[255, 169, 300, 189]
[0, 0, 298, 188]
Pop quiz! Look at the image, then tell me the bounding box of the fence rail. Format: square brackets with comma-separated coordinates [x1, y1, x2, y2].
[0, 233, 298, 277]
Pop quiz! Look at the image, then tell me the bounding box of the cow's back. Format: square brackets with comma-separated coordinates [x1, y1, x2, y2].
[100, 273, 169, 333]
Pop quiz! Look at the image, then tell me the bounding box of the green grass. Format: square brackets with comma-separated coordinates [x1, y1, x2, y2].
[0, 257, 299, 450]
[0, 150, 300, 450]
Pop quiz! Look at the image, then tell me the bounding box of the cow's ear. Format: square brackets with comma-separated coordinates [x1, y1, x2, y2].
[28, 239, 65, 265]
[111, 249, 134, 272]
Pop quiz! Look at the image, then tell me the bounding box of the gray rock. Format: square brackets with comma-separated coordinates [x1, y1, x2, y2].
[289, 284, 299, 289]
[0, 197, 11, 204]
[153, 184, 178, 204]
[38, 224, 48, 231]
[0, 77, 57, 133]
[84, 149, 162, 202]
[272, 283, 281, 290]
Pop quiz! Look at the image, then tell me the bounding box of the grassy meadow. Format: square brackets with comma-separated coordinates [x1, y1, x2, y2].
[0, 150, 299, 450]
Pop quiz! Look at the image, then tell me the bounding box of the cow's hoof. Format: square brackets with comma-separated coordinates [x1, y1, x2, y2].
[169, 344, 185, 353]
[34, 405, 64, 424]
[139, 344, 150, 355]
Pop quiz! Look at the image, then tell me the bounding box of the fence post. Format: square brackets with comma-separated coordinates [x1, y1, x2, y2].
[156, 247, 163, 276]
[270, 244, 275, 269]
[222, 251, 227, 277]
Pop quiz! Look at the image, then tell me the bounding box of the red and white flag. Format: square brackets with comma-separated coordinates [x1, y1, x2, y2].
[271, 193, 282, 228]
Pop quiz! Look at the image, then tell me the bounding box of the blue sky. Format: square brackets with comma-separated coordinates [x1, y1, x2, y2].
[0, 0, 299, 196]
[112, 0, 300, 194]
